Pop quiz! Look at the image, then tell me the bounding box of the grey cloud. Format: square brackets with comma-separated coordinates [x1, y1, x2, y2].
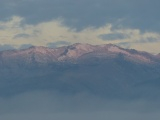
[0, 0, 160, 31]
[1, 112, 160, 120]
[0, 44, 14, 51]
[117, 37, 159, 49]
[13, 33, 31, 39]
[47, 41, 71, 48]
[0, 25, 7, 30]
[19, 44, 33, 49]
[116, 42, 132, 49]
[137, 37, 159, 43]
[99, 33, 128, 41]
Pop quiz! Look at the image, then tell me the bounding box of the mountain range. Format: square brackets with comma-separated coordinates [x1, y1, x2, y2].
[0, 43, 160, 99]
[0, 43, 160, 65]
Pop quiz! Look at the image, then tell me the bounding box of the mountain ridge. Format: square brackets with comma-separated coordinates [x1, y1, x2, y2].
[0, 43, 160, 99]
[0, 43, 159, 66]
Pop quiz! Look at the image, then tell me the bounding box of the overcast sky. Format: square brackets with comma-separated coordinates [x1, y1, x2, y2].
[0, 0, 160, 53]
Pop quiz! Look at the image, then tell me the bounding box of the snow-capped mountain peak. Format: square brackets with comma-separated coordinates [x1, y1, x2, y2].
[0, 43, 159, 65]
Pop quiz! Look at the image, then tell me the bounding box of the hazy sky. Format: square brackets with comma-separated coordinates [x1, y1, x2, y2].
[0, 0, 160, 53]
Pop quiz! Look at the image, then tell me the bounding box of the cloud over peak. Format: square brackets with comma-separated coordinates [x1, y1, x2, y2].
[0, 16, 160, 53]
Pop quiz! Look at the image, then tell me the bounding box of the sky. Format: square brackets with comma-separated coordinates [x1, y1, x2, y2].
[0, 0, 160, 54]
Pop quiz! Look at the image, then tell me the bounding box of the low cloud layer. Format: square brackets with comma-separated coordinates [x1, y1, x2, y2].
[0, 91, 160, 120]
[47, 41, 71, 48]
[0, 44, 14, 51]
[13, 33, 31, 39]
[99, 33, 128, 41]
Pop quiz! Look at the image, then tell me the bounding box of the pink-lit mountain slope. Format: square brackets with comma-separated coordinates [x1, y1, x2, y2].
[0, 43, 159, 65]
